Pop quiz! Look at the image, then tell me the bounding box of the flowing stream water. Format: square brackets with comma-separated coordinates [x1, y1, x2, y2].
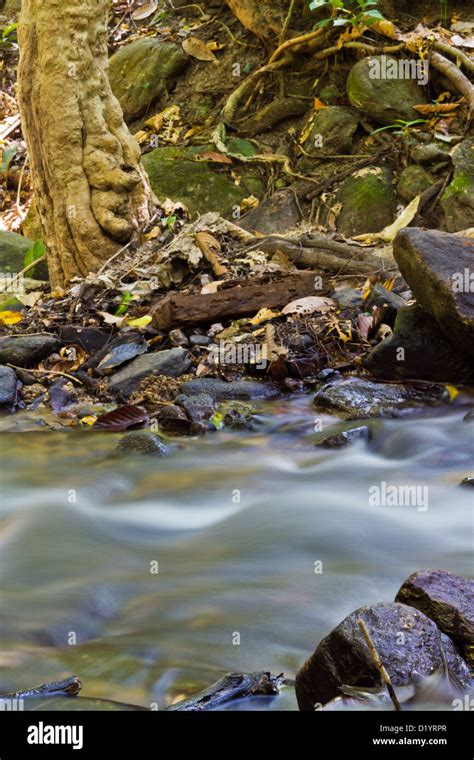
[0, 397, 472, 710]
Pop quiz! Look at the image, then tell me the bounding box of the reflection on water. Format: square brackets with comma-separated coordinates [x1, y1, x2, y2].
[0, 397, 473, 710]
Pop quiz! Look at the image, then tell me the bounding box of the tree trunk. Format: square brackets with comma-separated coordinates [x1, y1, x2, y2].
[17, 0, 154, 288]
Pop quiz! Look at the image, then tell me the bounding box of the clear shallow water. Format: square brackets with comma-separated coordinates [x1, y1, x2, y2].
[0, 397, 473, 710]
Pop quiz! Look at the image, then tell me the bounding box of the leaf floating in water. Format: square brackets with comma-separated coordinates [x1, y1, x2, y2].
[93, 404, 149, 432]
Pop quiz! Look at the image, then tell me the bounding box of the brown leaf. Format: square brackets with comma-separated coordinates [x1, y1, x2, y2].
[198, 151, 233, 164]
[131, 1, 158, 20]
[182, 36, 217, 61]
[93, 404, 149, 432]
[414, 102, 461, 115]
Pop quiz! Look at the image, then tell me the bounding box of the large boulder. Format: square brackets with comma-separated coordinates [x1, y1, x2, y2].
[364, 305, 474, 383]
[142, 146, 264, 219]
[347, 56, 427, 126]
[109, 39, 189, 121]
[393, 228, 474, 355]
[295, 602, 471, 710]
[440, 139, 474, 232]
[336, 166, 396, 237]
[396, 570, 474, 668]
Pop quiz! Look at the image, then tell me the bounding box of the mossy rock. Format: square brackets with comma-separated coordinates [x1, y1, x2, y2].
[142, 146, 264, 218]
[109, 39, 189, 121]
[337, 166, 396, 237]
[347, 56, 427, 126]
[397, 165, 435, 202]
[0, 230, 49, 281]
[303, 106, 359, 157]
[440, 139, 474, 232]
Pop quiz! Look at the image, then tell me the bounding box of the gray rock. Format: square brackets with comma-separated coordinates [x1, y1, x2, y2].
[460, 477, 474, 488]
[313, 377, 443, 420]
[116, 432, 172, 456]
[189, 334, 210, 347]
[347, 56, 427, 126]
[168, 329, 189, 347]
[441, 139, 474, 232]
[333, 287, 364, 309]
[0, 230, 33, 275]
[239, 189, 300, 235]
[108, 348, 192, 397]
[336, 166, 396, 237]
[464, 408, 474, 422]
[409, 140, 451, 164]
[157, 404, 206, 435]
[180, 377, 279, 401]
[175, 393, 216, 422]
[109, 39, 189, 121]
[397, 165, 435, 202]
[396, 570, 474, 668]
[0, 365, 18, 406]
[302, 106, 359, 156]
[0, 334, 60, 367]
[393, 228, 474, 356]
[295, 602, 471, 710]
[315, 425, 370, 448]
[364, 305, 474, 383]
[216, 400, 262, 431]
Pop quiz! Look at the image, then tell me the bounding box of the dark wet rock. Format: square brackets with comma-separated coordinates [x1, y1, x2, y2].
[336, 166, 396, 237]
[108, 39, 189, 120]
[302, 106, 359, 156]
[364, 305, 474, 383]
[313, 377, 443, 420]
[116, 431, 173, 456]
[0, 365, 18, 407]
[440, 139, 474, 232]
[315, 425, 370, 448]
[393, 228, 474, 356]
[365, 283, 407, 313]
[175, 393, 216, 423]
[216, 400, 262, 431]
[397, 165, 435, 203]
[180, 377, 279, 401]
[239, 189, 300, 234]
[460, 477, 474, 488]
[395, 570, 474, 667]
[108, 348, 192, 397]
[318, 368, 340, 382]
[142, 146, 264, 219]
[157, 404, 206, 435]
[295, 602, 471, 710]
[333, 287, 363, 309]
[464, 408, 474, 422]
[346, 56, 427, 126]
[59, 326, 111, 354]
[189, 334, 210, 347]
[168, 329, 189, 347]
[0, 334, 61, 367]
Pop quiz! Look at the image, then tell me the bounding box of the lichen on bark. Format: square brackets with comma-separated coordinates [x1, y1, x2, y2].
[17, 0, 154, 287]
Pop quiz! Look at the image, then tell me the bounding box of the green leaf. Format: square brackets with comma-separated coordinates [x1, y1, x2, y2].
[226, 137, 257, 158]
[115, 291, 132, 316]
[309, 0, 328, 9]
[0, 145, 17, 174]
[23, 239, 46, 275]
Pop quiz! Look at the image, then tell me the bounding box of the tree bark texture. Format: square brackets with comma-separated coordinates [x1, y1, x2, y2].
[17, 0, 154, 287]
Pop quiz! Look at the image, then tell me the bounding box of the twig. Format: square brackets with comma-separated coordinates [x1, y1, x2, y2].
[7, 364, 84, 385]
[16, 254, 46, 279]
[280, 0, 296, 46]
[357, 619, 401, 711]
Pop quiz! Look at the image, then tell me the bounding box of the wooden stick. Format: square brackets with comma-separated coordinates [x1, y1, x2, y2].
[357, 619, 401, 711]
[0, 676, 81, 701]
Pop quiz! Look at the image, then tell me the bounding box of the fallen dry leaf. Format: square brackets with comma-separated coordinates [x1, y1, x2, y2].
[131, 1, 158, 21]
[182, 36, 217, 61]
[282, 296, 336, 316]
